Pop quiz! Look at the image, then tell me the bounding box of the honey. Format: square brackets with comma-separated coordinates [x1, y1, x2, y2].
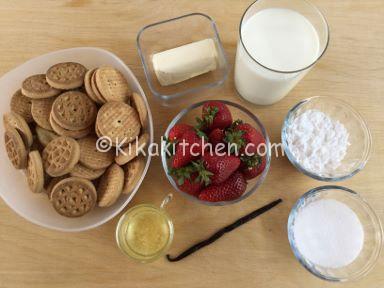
[116, 203, 173, 262]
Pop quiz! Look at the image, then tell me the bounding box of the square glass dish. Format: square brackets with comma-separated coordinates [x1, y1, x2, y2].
[137, 13, 229, 105]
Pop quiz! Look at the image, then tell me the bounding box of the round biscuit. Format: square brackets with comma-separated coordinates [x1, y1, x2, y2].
[51, 91, 97, 131]
[46, 62, 87, 89]
[131, 92, 148, 128]
[70, 163, 106, 180]
[97, 163, 124, 207]
[78, 136, 114, 170]
[122, 156, 145, 195]
[21, 74, 61, 99]
[31, 97, 56, 131]
[115, 133, 149, 166]
[10, 90, 33, 123]
[49, 114, 92, 139]
[3, 112, 33, 147]
[96, 101, 141, 146]
[50, 177, 97, 217]
[4, 127, 28, 169]
[95, 67, 131, 102]
[42, 136, 80, 177]
[26, 151, 45, 193]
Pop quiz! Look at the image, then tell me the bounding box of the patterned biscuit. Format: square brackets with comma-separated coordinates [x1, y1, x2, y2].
[84, 68, 103, 104]
[96, 101, 141, 146]
[3, 112, 33, 147]
[95, 67, 131, 102]
[131, 92, 148, 127]
[78, 136, 114, 169]
[4, 127, 28, 169]
[10, 90, 33, 123]
[35, 126, 58, 146]
[21, 74, 61, 99]
[26, 151, 44, 193]
[97, 163, 124, 207]
[46, 62, 86, 90]
[49, 114, 92, 139]
[45, 175, 67, 199]
[31, 97, 56, 131]
[91, 69, 107, 104]
[70, 163, 106, 180]
[42, 136, 80, 177]
[122, 156, 145, 195]
[115, 133, 149, 166]
[51, 91, 97, 130]
[50, 177, 97, 217]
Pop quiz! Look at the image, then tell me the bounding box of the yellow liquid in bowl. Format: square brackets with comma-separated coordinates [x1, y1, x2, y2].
[116, 204, 173, 262]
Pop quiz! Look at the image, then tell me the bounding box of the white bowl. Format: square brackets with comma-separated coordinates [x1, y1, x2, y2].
[0, 47, 153, 232]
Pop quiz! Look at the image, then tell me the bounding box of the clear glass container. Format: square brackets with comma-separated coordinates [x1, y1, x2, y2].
[137, 13, 229, 106]
[235, 0, 329, 105]
[282, 96, 372, 181]
[116, 194, 174, 263]
[161, 100, 271, 206]
[288, 186, 383, 281]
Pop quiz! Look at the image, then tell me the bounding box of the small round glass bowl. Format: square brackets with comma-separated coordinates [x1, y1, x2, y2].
[161, 100, 271, 206]
[282, 96, 372, 181]
[116, 203, 174, 263]
[288, 186, 383, 282]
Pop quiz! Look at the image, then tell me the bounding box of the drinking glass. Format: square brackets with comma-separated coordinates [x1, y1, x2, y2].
[234, 0, 329, 105]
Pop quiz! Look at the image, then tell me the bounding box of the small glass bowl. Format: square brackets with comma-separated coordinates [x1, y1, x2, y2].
[116, 197, 174, 263]
[281, 96, 372, 181]
[288, 186, 383, 281]
[161, 100, 271, 206]
[137, 13, 229, 106]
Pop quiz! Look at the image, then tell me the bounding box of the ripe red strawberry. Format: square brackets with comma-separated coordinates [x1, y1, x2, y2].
[170, 163, 212, 197]
[225, 120, 265, 155]
[177, 174, 203, 196]
[241, 155, 266, 180]
[197, 101, 232, 131]
[198, 171, 247, 202]
[208, 128, 225, 147]
[202, 153, 241, 185]
[168, 124, 194, 142]
[172, 130, 204, 168]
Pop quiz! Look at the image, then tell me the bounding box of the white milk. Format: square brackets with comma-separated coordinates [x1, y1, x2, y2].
[235, 8, 320, 105]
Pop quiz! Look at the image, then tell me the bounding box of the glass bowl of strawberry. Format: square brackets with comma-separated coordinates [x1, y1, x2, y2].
[162, 100, 270, 205]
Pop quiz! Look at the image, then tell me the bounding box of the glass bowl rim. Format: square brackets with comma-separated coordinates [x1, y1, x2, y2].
[161, 99, 271, 206]
[136, 12, 229, 101]
[287, 185, 383, 282]
[115, 203, 174, 263]
[281, 96, 372, 182]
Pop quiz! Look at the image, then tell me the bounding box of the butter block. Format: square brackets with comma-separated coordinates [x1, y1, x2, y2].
[152, 38, 218, 86]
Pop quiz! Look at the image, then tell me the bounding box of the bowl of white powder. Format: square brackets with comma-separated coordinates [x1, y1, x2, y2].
[282, 96, 372, 181]
[288, 186, 382, 281]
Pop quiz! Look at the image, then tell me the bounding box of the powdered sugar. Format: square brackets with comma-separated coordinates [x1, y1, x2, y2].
[286, 109, 350, 175]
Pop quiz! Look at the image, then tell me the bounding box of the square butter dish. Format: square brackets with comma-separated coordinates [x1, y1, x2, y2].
[137, 13, 229, 105]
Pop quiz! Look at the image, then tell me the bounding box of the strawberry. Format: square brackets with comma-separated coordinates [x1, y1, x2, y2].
[208, 128, 225, 147]
[198, 171, 247, 202]
[168, 124, 194, 142]
[172, 130, 204, 168]
[202, 153, 241, 185]
[169, 163, 212, 197]
[225, 120, 265, 155]
[197, 101, 232, 131]
[240, 154, 266, 180]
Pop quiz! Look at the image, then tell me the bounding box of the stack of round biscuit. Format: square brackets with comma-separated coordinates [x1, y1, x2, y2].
[3, 62, 148, 218]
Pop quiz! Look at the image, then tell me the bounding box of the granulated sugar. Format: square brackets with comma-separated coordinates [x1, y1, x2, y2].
[286, 109, 350, 174]
[293, 199, 364, 268]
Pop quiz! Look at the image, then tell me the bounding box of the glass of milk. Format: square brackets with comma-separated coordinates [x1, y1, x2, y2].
[235, 0, 329, 105]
